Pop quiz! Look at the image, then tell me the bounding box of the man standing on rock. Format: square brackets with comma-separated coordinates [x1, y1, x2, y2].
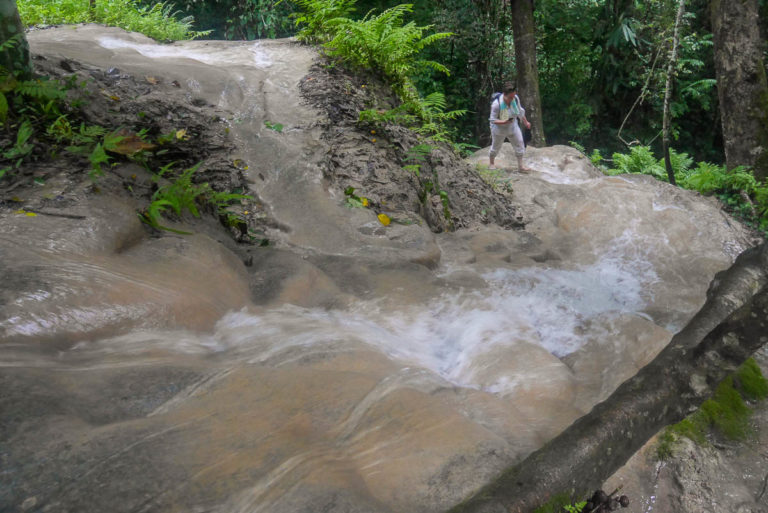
[489, 82, 532, 172]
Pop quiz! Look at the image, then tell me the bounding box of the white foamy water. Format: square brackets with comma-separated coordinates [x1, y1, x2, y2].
[69, 249, 658, 394]
[97, 37, 273, 67]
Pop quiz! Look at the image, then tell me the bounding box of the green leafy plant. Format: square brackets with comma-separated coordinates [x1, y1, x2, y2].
[2, 120, 34, 166]
[296, 0, 465, 141]
[139, 162, 252, 233]
[325, 4, 452, 93]
[401, 143, 434, 177]
[293, 0, 356, 43]
[343, 186, 370, 208]
[439, 188, 452, 223]
[568, 140, 586, 154]
[608, 145, 665, 179]
[222, 0, 294, 40]
[264, 120, 284, 132]
[18, 0, 210, 41]
[533, 494, 587, 513]
[408, 92, 466, 142]
[679, 161, 726, 194]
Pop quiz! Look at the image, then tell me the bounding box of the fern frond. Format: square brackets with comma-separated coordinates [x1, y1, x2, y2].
[14, 79, 67, 101]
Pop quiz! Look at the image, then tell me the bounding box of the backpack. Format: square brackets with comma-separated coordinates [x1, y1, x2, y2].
[490, 92, 520, 118]
[491, 93, 520, 109]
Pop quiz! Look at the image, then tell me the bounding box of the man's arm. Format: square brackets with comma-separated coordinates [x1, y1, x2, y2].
[517, 96, 531, 129]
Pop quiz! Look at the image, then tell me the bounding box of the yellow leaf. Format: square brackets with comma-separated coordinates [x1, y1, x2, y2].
[26, 212, 37, 217]
[145, 76, 160, 85]
[14, 209, 36, 217]
[176, 129, 188, 140]
[361, 197, 369, 207]
[377, 213, 391, 226]
[110, 95, 121, 102]
[371, 138, 377, 143]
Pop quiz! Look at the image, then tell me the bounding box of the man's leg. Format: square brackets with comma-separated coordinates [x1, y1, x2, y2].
[489, 127, 504, 169]
[511, 122, 530, 172]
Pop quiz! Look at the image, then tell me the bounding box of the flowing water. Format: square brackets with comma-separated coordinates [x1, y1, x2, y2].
[0, 26, 755, 513]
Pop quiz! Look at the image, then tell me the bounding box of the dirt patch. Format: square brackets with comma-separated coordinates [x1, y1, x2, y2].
[299, 61, 524, 233]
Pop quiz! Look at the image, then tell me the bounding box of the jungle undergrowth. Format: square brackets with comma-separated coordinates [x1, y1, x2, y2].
[294, 0, 466, 146]
[18, 0, 210, 41]
[1, 41, 254, 241]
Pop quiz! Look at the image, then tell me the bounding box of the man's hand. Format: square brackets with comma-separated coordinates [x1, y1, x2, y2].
[524, 120, 531, 130]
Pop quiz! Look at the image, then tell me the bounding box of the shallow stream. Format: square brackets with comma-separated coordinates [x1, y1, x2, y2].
[0, 26, 755, 513]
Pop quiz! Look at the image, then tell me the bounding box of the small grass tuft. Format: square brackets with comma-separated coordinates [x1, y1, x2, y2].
[532, 493, 586, 513]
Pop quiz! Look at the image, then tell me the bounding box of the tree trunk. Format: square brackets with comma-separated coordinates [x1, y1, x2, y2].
[0, 0, 31, 79]
[662, 0, 685, 186]
[510, 0, 545, 147]
[450, 242, 768, 513]
[711, 0, 768, 181]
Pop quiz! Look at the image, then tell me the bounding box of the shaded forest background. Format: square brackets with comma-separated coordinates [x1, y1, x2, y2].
[144, 0, 767, 163]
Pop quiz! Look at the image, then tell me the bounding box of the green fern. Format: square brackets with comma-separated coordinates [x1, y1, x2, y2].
[293, 0, 356, 43]
[680, 161, 727, 194]
[722, 167, 758, 194]
[14, 79, 67, 101]
[326, 4, 452, 94]
[610, 145, 664, 178]
[408, 92, 466, 140]
[140, 163, 253, 234]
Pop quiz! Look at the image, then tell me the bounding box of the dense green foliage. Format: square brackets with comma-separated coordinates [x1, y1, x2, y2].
[18, 0, 747, 166]
[0, 34, 248, 234]
[538, 1, 720, 158]
[19, 0, 209, 41]
[295, 0, 464, 141]
[293, 0, 355, 43]
[143, 0, 295, 39]
[0, 37, 94, 178]
[657, 358, 768, 459]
